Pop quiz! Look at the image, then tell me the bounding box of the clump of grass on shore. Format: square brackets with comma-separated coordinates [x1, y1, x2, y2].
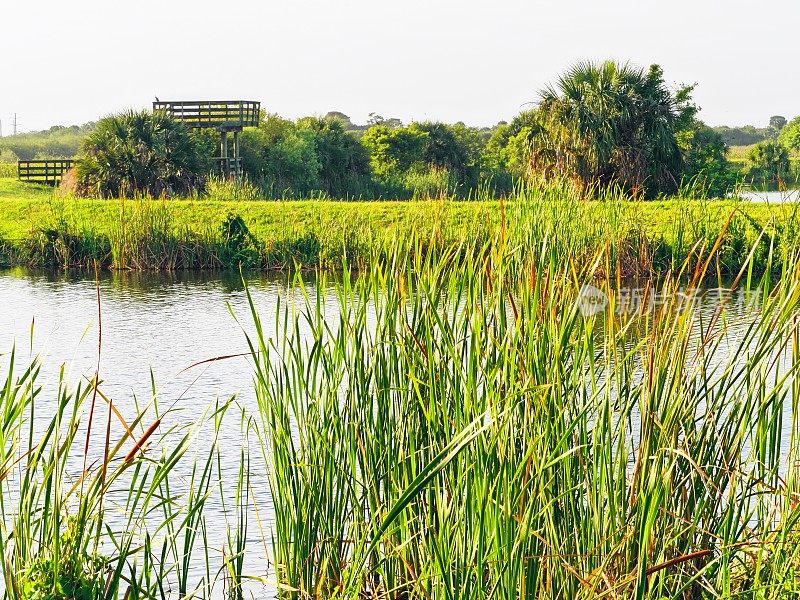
[0, 348, 253, 598]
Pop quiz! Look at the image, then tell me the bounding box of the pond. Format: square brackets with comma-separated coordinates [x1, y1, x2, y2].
[738, 188, 800, 203]
[0, 269, 321, 597]
[0, 268, 788, 597]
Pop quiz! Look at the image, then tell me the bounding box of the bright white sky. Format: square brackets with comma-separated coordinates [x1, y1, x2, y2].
[1, 0, 798, 133]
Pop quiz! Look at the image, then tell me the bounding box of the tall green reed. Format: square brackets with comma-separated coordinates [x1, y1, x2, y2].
[0, 346, 252, 599]
[248, 222, 800, 598]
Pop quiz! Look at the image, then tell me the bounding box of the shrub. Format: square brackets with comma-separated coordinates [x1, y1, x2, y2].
[778, 116, 800, 153]
[219, 212, 261, 268]
[747, 140, 790, 187]
[76, 110, 204, 198]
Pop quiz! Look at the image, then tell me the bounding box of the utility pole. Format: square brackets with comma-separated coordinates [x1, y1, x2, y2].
[12, 114, 17, 136]
[0, 119, 3, 138]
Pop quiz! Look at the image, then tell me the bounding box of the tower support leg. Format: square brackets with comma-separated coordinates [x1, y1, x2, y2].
[233, 130, 241, 179]
[220, 131, 229, 177]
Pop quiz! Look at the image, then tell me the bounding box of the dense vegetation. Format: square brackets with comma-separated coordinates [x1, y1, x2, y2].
[254, 230, 800, 598]
[75, 110, 207, 197]
[526, 62, 696, 196]
[5, 60, 799, 199]
[779, 116, 800, 152]
[4, 208, 800, 597]
[746, 140, 792, 187]
[0, 122, 93, 161]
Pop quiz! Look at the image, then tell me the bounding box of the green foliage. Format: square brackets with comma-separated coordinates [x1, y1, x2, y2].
[205, 175, 263, 201]
[679, 121, 738, 197]
[0, 162, 17, 178]
[747, 140, 790, 186]
[778, 115, 800, 152]
[361, 124, 428, 176]
[0, 123, 94, 161]
[267, 128, 322, 196]
[76, 110, 204, 197]
[0, 148, 20, 165]
[770, 115, 787, 132]
[296, 116, 371, 197]
[219, 211, 261, 267]
[359, 121, 492, 197]
[481, 111, 540, 192]
[241, 114, 372, 197]
[249, 223, 800, 598]
[411, 122, 471, 182]
[0, 346, 248, 599]
[2, 180, 799, 275]
[529, 61, 696, 197]
[713, 124, 770, 146]
[18, 519, 106, 600]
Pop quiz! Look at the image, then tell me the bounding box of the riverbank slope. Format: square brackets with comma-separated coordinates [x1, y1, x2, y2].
[1, 178, 798, 274]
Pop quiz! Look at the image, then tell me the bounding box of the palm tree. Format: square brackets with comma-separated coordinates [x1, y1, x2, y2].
[77, 110, 204, 198]
[529, 61, 696, 197]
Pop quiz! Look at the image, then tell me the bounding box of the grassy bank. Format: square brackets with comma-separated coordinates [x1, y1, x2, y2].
[1, 177, 800, 276]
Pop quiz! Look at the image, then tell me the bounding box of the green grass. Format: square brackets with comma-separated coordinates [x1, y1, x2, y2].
[1, 177, 800, 276]
[0, 348, 253, 599]
[0, 164, 18, 178]
[727, 145, 800, 189]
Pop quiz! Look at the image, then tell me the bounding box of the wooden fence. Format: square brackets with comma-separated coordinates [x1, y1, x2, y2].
[17, 160, 75, 185]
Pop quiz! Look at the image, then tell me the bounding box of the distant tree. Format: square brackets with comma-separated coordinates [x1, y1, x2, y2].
[747, 140, 790, 186]
[482, 110, 540, 179]
[0, 148, 19, 163]
[267, 129, 322, 195]
[297, 116, 371, 196]
[76, 110, 203, 197]
[449, 122, 485, 186]
[325, 112, 354, 129]
[239, 114, 321, 196]
[678, 121, 738, 197]
[367, 113, 386, 126]
[770, 115, 787, 133]
[529, 61, 696, 197]
[361, 124, 428, 175]
[712, 125, 769, 147]
[0, 122, 94, 161]
[410, 122, 469, 180]
[778, 116, 800, 152]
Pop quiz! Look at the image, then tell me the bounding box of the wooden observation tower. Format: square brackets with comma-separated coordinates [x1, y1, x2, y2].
[153, 100, 260, 177]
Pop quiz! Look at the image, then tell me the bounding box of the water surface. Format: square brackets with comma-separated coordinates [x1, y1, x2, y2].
[0, 268, 789, 597]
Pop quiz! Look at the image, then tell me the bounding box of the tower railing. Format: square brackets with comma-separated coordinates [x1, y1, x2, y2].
[152, 101, 260, 130]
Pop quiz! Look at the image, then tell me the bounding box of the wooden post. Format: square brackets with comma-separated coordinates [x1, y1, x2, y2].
[220, 130, 229, 177]
[233, 130, 241, 179]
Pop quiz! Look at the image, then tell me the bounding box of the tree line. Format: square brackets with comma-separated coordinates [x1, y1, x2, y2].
[6, 60, 800, 198]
